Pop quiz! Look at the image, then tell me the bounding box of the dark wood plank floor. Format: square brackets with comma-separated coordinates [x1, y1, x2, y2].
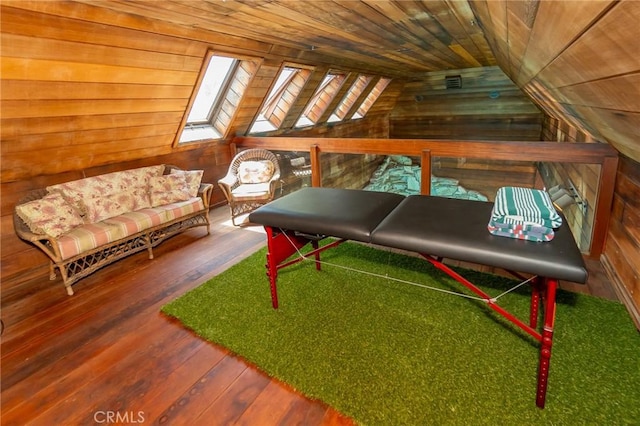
[1, 206, 617, 425]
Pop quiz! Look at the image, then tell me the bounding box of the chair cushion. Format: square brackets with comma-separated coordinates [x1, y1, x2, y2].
[238, 161, 275, 184]
[232, 183, 271, 199]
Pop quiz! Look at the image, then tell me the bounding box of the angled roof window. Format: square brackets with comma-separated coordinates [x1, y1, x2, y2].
[178, 52, 259, 143]
[295, 72, 346, 127]
[249, 65, 311, 133]
[328, 74, 373, 123]
[352, 77, 391, 119]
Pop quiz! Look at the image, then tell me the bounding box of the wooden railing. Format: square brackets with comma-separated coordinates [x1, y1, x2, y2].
[233, 136, 619, 258]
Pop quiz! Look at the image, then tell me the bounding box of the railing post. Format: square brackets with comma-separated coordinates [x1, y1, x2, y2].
[421, 149, 431, 195]
[310, 144, 322, 187]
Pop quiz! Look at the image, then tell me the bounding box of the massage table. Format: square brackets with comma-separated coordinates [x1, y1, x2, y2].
[248, 187, 588, 408]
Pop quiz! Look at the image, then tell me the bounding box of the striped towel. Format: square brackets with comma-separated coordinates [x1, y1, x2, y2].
[487, 220, 555, 242]
[488, 187, 562, 242]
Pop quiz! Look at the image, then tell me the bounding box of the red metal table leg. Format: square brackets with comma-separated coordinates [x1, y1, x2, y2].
[263, 227, 346, 309]
[530, 277, 542, 328]
[264, 227, 311, 309]
[536, 278, 557, 408]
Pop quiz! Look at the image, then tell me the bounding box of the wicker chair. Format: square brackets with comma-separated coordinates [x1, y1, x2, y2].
[218, 148, 281, 225]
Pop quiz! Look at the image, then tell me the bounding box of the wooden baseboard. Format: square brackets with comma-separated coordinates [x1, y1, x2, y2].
[601, 255, 640, 331]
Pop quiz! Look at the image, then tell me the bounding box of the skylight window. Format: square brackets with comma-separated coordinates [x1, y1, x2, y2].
[179, 52, 259, 143]
[249, 65, 311, 133]
[352, 77, 391, 119]
[187, 56, 236, 123]
[295, 72, 346, 127]
[328, 75, 372, 123]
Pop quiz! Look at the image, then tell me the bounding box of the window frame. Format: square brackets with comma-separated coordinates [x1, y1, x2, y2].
[295, 70, 347, 128]
[327, 74, 373, 123]
[249, 63, 313, 134]
[175, 50, 261, 145]
[351, 77, 392, 120]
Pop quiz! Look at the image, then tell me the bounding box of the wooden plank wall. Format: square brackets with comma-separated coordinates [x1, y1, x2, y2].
[1, 3, 220, 288]
[389, 66, 542, 141]
[602, 155, 640, 328]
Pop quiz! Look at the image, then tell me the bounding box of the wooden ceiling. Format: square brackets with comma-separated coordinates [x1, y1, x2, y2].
[80, 0, 497, 77]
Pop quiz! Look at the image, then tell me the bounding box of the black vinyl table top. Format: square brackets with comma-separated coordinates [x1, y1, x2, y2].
[249, 187, 587, 284]
[249, 187, 404, 242]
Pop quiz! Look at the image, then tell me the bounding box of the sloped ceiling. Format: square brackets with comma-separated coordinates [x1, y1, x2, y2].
[12, 0, 640, 161]
[74, 0, 497, 75]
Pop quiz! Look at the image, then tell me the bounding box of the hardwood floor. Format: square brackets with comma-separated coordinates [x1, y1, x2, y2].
[1, 206, 617, 425]
[1, 207, 353, 426]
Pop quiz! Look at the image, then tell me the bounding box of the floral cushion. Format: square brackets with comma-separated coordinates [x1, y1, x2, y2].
[83, 189, 152, 223]
[170, 169, 204, 197]
[47, 165, 164, 214]
[16, 192, 84, 237]
[149, 174, 191, 207]
[238, 161, 275, 184]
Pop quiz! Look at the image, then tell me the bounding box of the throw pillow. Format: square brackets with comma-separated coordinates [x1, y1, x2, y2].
[149, 174, 191, 207]
[16, 192, 84, 237]
[170, 169, 204, 197]
[238, 160, 275, 184]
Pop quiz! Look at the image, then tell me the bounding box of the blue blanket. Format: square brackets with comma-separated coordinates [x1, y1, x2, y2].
[364, 156, 488, 201]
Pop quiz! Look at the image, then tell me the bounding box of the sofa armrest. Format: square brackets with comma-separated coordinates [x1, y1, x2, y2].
[198, 183, 214, 210]
[13, 210, 63, 262]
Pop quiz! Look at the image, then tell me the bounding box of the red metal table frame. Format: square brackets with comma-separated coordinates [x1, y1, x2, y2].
[261, 226, 558, 409]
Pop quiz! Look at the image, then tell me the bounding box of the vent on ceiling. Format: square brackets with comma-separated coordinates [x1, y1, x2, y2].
[445, 75, 462, 89]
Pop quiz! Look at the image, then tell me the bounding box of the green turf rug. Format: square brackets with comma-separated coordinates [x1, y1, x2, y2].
[162, 242, 640, 425]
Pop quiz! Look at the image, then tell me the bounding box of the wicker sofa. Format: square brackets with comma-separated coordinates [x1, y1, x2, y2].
[14, 165, 213, 295]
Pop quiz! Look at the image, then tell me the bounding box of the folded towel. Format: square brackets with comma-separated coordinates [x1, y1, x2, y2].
[491, 186, 562, 229]
[488, 186, 561, 242]
[487, 219, 555, 242]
